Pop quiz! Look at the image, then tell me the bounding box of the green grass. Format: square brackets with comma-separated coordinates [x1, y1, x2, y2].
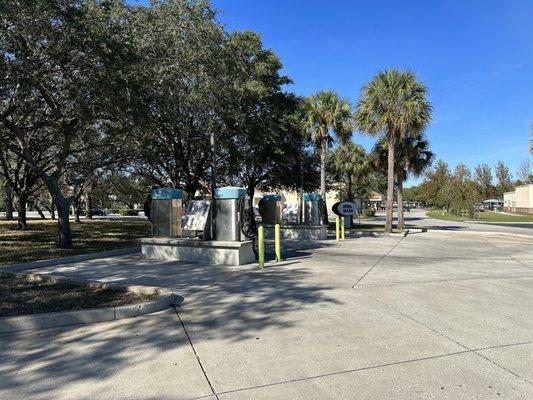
[0, 273, 156, 317]
[426, 210, 466, 221]
[0, 219, 150, 267]
[426, 210, 533, 223]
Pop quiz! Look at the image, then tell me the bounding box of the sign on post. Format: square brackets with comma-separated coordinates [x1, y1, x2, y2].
[332, 202, 358, 217]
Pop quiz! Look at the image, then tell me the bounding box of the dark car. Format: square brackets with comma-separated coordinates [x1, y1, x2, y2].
[90, 208, 108, 216]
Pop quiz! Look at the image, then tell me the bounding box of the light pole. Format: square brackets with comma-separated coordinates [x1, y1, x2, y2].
[210, 131, 216, 240]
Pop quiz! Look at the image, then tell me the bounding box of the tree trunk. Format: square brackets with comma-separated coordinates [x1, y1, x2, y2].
[85, 192, 93, 219]
[34, 202, 47, 220]
[74, 198, 81, 223]
[320, 141, 326, 203]
[5, 182, 14, 220]
[16, 194, 28, 230]
[46, 178, 73, 249]
[385, 134, 396, 233]
[50, 196, 56, 220]
[347, 173, 353, 224]
[397, 178, 404, 232]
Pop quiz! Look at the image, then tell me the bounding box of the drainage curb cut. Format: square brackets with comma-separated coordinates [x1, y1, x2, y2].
[0, 272, 180, 334]
[2, 246, 141, 273]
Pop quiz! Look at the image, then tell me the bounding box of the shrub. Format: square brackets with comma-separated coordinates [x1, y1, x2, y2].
[119, 209, 138, 216]
[362, 208, 376, 217]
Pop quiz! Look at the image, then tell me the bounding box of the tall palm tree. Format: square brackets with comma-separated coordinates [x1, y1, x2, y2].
[372, 135, 434, 231]
[354, 69, 431, 233]
[300, 91, 353, 207]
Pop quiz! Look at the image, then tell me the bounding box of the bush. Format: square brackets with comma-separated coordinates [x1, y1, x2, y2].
[119, 209, 138, 216]
[362, 208, 376, 217]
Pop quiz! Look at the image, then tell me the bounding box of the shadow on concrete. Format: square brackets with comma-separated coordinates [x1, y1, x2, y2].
[0, 245, 343, 398]
[0, 310, 191, 399]
[178, 260, 342, 343]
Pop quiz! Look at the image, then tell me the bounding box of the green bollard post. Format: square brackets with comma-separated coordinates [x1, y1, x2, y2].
[258, 225, 265, 268]
[341, 217, 345, 240]
[275, 223, 281, 262]
[336, 216, 340, 241]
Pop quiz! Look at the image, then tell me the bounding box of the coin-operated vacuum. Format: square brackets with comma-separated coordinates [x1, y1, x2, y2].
[149, 188, 183, 237]
[141, 186, 256, 266]
[303, 193, 327, 225]
[214, 186, 258, 252]
[214, 186, 247, 241]
[258, 194, 282, 224]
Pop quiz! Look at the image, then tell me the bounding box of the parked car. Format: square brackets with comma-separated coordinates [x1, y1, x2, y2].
[91, 208, 108, 216]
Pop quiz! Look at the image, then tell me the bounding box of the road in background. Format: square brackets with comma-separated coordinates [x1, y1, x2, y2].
[371, 208, 533, 235]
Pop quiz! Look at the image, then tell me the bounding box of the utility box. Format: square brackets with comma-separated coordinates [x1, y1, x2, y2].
[214, 186, 247, 241]
[303, 193, 323, 225]
[259, 194, 282, 224]
[151, 188, 182, 237]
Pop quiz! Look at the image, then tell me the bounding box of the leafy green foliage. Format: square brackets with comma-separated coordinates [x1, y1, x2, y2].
[327, 143, 377, 201]
[354, 69, 431, 232]
[300, 91, 353, 201]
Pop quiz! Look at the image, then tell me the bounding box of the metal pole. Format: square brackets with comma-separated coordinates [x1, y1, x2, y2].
[341, 217, 345, 240]
[258, 226, 265, 268]
[275, 223, 281, 262]
[336, 216, 340, 241]
[210, 131, 216, 240]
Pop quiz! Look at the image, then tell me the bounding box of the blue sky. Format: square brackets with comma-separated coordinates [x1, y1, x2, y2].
[135, 0, 533, 186]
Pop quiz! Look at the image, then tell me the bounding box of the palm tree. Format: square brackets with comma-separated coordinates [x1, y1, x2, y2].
[328, 142, 369, 203]
[372, 135, 434, 231]
[354, 69, 431, 233]
[300, 91, 353, 207]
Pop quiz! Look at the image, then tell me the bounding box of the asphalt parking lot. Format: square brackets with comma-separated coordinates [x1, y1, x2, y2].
[1, 232, 532, 399]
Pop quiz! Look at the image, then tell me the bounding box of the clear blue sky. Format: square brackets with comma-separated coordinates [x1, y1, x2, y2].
[136, 0, 533, 186]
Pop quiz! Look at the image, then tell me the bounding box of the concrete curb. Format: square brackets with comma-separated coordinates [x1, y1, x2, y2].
[463, 220, 533, 225]
[2, 247, 141, 273]
[0, 271, 180, 334]
[422, 229, 533, 240]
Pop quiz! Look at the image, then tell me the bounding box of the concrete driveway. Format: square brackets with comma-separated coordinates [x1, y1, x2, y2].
[372, 208, 533, 235]
[1, 232, 532, 399]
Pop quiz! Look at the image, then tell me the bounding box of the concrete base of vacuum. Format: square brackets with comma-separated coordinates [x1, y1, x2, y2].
[140, 238, 255, 266]
[262, 224, 328, 240]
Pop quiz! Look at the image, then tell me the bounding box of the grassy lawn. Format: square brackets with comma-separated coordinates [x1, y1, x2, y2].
[426, 210, 533, 223]
[0, 219, 150, 267]
[0, 273, 156, 317]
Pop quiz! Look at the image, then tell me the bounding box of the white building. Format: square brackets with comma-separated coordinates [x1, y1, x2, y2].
[503, 184, 533, 214]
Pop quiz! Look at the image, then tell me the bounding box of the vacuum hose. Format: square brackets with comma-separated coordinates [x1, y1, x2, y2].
[319, 199, 329, 225]
[238, 196, 258, 257]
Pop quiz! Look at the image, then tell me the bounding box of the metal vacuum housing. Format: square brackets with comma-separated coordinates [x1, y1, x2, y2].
[214, 186, 247, 241]
[260, 194, 282, 224]
[303, 193, 323, 225]
[151, 188, 182, 237]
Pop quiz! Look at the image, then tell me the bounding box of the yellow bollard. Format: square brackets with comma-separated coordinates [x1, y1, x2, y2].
[258, 225, 265, 268]
[274, 223, 281, 262]
[341, 217, 345, 240]
[336, 216, 340, 241]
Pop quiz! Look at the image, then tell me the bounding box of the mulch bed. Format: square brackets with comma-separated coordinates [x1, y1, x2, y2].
[0, 273, 156, 317]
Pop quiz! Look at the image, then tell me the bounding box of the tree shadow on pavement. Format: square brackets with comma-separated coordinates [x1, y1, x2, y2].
[178, 257, 342, 343]
[0, 310, 196, 400]
[0, 242, 342, 399]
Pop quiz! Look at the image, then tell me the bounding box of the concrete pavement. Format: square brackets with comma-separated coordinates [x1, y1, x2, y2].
[372, 208, 533, 235]
[1, 232, 532, 399]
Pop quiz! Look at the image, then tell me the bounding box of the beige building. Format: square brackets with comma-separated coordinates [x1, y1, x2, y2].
[503, 184, 533, 214]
